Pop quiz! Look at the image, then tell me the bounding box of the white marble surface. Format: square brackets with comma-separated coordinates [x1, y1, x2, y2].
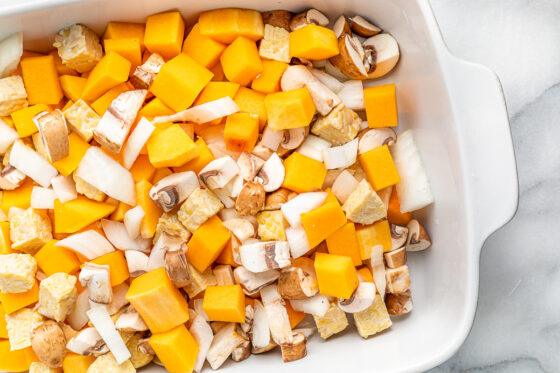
[429, 0, 559, 372]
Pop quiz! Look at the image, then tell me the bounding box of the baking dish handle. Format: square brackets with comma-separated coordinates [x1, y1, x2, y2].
[443, 56, 519, 246]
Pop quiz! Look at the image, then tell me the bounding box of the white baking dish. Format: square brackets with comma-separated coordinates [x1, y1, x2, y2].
[0, 0, 518, 371]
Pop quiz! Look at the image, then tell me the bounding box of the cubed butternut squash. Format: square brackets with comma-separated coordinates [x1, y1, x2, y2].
[314, 253, 358, 299]
[49, 50, 78, 76]
[153, 167, 173, 184]
[183, 23, 226, 69]
[104, 22, 146, 49]
[34, 239, 80, 276]
[149, 324, 199, 373]
[91, 250, 130, 286]
[202, 284, 245, 323]
[129, 154, 156, 183]
[359, 145, 400, 191]
[387, 189, 412, 225]
[233, 87, 267, 128]
[301, 196, 347, 248]
[364, 84, 398, 128]
[11, 104, 50, 137]
[110, 201, 132, 222]
[81, 51, 131, 102]
[0, 280, 39, 314]
[224, 112, 259, 152]
[51, 132, 89, 176]
[1, 179, 34, 214]
[251, 59, 288, 93]
[220, 36, 263, 86]
[264, 88, 315, 130]
[21, 55, 63, 105]
[54, 197, 117, 234]
[0, 302, 8, 338]
[147, 124, 199, 168]
[198, 8, 264, 44]
[357, 266, 374, 283]
[355, 220, 392, 259]
[138, 98, 174, 120]
[104, 38, 142, 74]
[62, 352, 95, 373]
[144, 11, 185, 60]
[135, 179, 163, 239]
[150, 53, 213, 112]
[186, 215, 231, 273]
[195, 81, 240, 106]
[215, 237, 237, 267]
[0, 340, 38, 372]
[282, 152, 327, 193]
[90, 82, 130, 115]
[59, 75, 87, 102]
[289, 25, 339, 60]
[0, 221, 13, 254]
[326, 222, 362, 266]
[172, 138, 214, 174]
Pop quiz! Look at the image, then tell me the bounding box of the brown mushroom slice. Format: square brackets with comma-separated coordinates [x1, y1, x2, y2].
[390, 224, 409, 251]
[130, 52, 165, 89]
[368, 245, 386, 296]
[289, 9, 329, 31]
[33, 109, 69, 162]
[358, 127, 397, 154]
[93, 89, 148, 154]
[384, 247, 407, 269]
[264, 188, 290, 210]
[213, 264, 235, 286]
[337, 282, 376, 313]
[386, 289, 413, 315]
[350, 16, 382, 37]
[239, 241, 291, 273]
[233, 266, 280, 295]
[262, 10, 293, 31]
[281, 127, 309, 150]
[66, 327, 107, 356]
[364, 33, 400, 79]
[237, 152, 265, 181]
[256, 153, 285, 192]
[0, 164, 26, 190]
[260, 284, 293, 345]
[188, 315, 214, 373]
[385, 265, 411, 294]
[149, 171, 199, 212]
[406, 219, 432, 251]
[235, 181, 265, 216]
[199, 156, 240, 189]
[79, 262, 112, 304]
[251, 143, 274, 160]
[206, 323, 246, 370]
[164, 249, 190, 288]
[281, 332, 307, 362]
[31, 320, 67, 368]
[115, 305, 148, 332]
[330, 35, 368, 79]
[289, 294, 331, 316]
[232, 340, 251, 362]
[332, 15, 352, 38]
[278, 257, 318, 300]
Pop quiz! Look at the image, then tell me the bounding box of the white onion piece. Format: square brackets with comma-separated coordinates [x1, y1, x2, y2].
[30, 187, 57, 209]
[337, 80, 365, 110]
[123, 206, 144, 240]
[86, 306, 131, 364]
[309, 68, 344, 93]
[146, 234, 168, 271]
[281, 192, 328, 227]
[251, 299, 271, 349]
[122, 117, 155, 169]
[325, 60, 349, 81]
[0, 32, 23, 78]
[125, 250, 149, 277]
[67, 289, 91, 330]
[0, 119, 18, 153]
[135, 237, 152, 253]
[101, 219, 141, 251]
[331, 170, 359, 204]
[322, 138, 358, 169]
[56, 230, 115, 260]
[260, 127, 284, 151]
[9, 140, 58, 187]
[76, 147, 136, 205]
[285, 226, 311, 258]
[290, 294, 331, 316]
[189, 315, 214, 373]
[51, 174, 77, 203]
[296, 135, 331, 162]
[193, 299, 209, 322]
[106, 283, 130, 315]
[154, 97, 239, 124]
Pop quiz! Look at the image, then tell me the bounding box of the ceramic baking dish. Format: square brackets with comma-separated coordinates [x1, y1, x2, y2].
[0, 0, 518, 371]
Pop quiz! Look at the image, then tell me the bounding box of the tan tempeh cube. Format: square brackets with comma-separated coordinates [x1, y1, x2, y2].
[385, 265, 411, 294]
[87, 352, 136, 373]
[154, 212, 192, 244]
[178, 188, 223, 232]
[353, 294, 392, 338]
[9, 207, 52, 255]
[259, 24, 290, 63]
[0, 76, 28, 116]
[342, 179, 387, 225]
[183, 263, 217, 298]
[311, 104, 361, 145]
[63, 99, 101, 142]
[53, 24, 103, 73]
[0, 253, 37, 293]
[5, 308, 44, 350]
[38, 272, 78, 322]
[313, 303, 348, 340]
[29, 362, 61, 373]
[257, 210, 286, 241]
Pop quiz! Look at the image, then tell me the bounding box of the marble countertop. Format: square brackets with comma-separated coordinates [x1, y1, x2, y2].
[429, 0, 558, 372]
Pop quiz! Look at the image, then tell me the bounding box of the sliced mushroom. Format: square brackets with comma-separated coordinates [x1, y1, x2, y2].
[233, 267, 280, 295]
[231, 340, 251, 362]
[350, 16, 382, 37]
[79, 262, 112, 304]
[281, 332, 307, 362]
[386, 289, 413, 315]
[278, 258, 318, 300]
[239, 304, 254, 335]
[289, 294, 331, 316]
[149, 171, 199, 212]
[188, 315, 214, 373]
[390, 224, 409, 251]
[289, 9, 329, 31]
[332, 15, 352, 38]
[256, 153, 285, 192]
[263, 188, 290, 210]
[251, 143, 274, 160]
[239, 241, 291, 273]
[106, 282, 130, 315]
[237, 152, 265, 181]
[337, 282, 376, 313]
[124, 250, 149, 277]
[164, 249, 190, 288]
[358, 127, 397, 154]
[137, 337, 155, 355]
[384, 247, 407, 269]
[385, 265, 411, 294]
[33, 109, 69, 162]
[369, 245, 386, 296]
[252, 341, 278, 354]
[0, 164, 26, 190]
[260, 285, 293, 345]
[281, 127, 309, 150]
[115, 305, 148, 332]
[66, 327, 107, 356]
[199, 156, 239, 189]
[406, 219, 431, 251]
[364, 33, 400, 79]
[93, 89, 148, 154]
[206, 323, 247, 370]
[250, 299, 270, 349]
[148, 232, 186, 272]
[330, 34, 368, 79]
[262, 10, 293, 31]
[130, 52, 165, 89]
[213, 264, 235, 286]
[235, 181, 265, 216]
[31, 320, 67, 368]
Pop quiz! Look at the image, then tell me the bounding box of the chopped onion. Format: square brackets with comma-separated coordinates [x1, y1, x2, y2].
[252, 299, 270, 348]
[331, 170, 359, 204]
[290, 294, 331, 316]
[189, 315, 214, 373]
[0, 119, 18, 153]
[281, 192, 328, 227]
[154, 97, 239, 124]
[101, 219, 142, 251]
[76, 147, 136, 205]
[296, 135, 331, 162]
[123, 206, 144, 239]
[30, 186, 57, 209]
[325, 60, 349, 81]
[260, 127, 284, 151]
[309, 68, 344, 93]
[86, 305, 131, 364]
[106, 283, 130, 315]
[51, 174, 77, 203]
[9, 140, 58, 187]
[125, 250, 149, 277]
[0, 32, 22, 78]
[322, 138, 358, 169]
[122, 117, 155, 169]
[193, 299, 209, 321]
[67, 289, 91, 330]
[56, 230, 115, 260]
[286, 226, 311, 258]
[338, 80, 365, 111]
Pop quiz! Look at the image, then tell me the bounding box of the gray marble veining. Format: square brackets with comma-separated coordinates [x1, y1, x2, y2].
[429, 0, 560, 372]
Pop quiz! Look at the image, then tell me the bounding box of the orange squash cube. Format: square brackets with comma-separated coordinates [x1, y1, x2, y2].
[387, 189, 412, 225]
[54, 197, 117, 234]
[0, 302, 8, 338]
[144, 11, 185, 59]
[104, 38, 142, 74]
[0, 341, 38, 372]
[49, 50, 78, 76]
[251, 59, 288, 93]
[149, 324, 199, 373]
[359, 145, 401, 191]
[289, 25, 339, 60]
[21, 55, 63, 105]
[0, 280, 39, 314]
[129, 154, 156, 183]
[62, 352, 95, 373]
[183, 23, 226, 69]
[173, 138, 215, 174]
[34, 239, 80, 276]
[210, 62, 225, 81]
[220, 36, 263, 86]
[282, 152, 327, 193]
[59, 75, 87, 102]
[91, 250, 130, 286]
[52, 132, 89, 176]
[127, 267, 190, 333]
[0, 179, 34, 214]
[186, 215, 231, 273]
[314, 253, 358, 299]
[150, 53, 213, 112]
[0, 221, 13, 254]
[264, 88, 316, 130]
[153, 167, 173, 184]
[147, 124, 199, 168]
[195, 81, 240, 106]
[224, 112, 259, 152]
[215, 237, 237, 267]
[199, 8, 264, 44]
[138, 97, 174, 120]
[90, 82, 130, 115]
[104, 22, 146, 49]
[326, 222, 362, 266]
[135, 179, 163, 239]
[110, 201, 132, 222]
[357, 266, 374, 283]
[286, 300, 306, 329]
[355, 220, 392, 259]
[11, 104, 50, 137]
[233, 87, 267, 128]
[81, 51, 131, 102]
[364, 84, 398, 128]
[301, 198, 347, 248]
[202, 284, 245, 323]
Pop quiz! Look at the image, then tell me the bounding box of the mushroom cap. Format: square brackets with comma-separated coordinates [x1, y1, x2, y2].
[235, 181, 265, 216]
[337, 281, 376, 313]
[405, 219, 431, 251]
[31, 320, 67, 368]
[256, 153, 285, 192]
[364, 33, 400, 79]
[329, 35, 369, 79]
[350, 15, 382, 37]
[358, 127, 397, 154]
[333, 15, 352, 38]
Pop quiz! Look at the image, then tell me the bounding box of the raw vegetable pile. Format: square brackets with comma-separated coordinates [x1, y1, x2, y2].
[0, 7, 435, 373]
